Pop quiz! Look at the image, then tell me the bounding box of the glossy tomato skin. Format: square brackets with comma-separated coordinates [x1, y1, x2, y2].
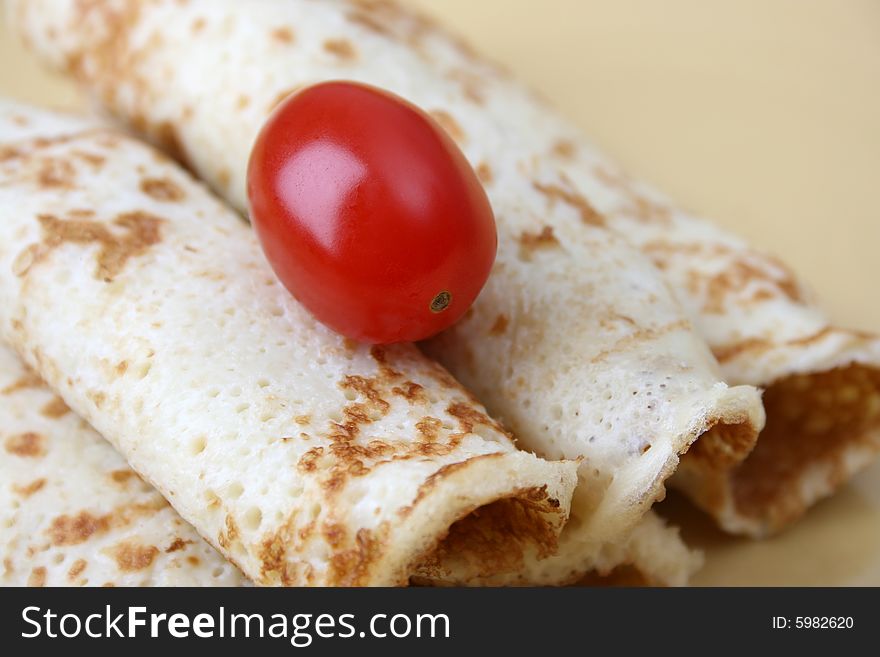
[247, 81, 496, 344]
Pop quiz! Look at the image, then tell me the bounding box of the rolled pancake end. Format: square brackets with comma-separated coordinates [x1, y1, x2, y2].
[679, 329, 880, 536]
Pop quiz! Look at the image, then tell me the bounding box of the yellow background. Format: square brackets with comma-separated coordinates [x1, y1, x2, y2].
[1, 0, 878, 584]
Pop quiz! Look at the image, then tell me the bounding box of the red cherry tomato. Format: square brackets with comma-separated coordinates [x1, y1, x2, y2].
[247, 81, 496, 344]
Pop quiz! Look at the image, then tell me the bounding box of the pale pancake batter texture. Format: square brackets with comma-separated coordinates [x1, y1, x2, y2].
[0, 344, 247, 587]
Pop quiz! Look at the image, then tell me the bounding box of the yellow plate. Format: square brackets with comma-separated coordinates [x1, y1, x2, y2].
[2, 0, 878, 585]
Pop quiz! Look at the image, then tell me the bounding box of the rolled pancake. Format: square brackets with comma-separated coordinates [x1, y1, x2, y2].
[0, 100, 581, 586]
[0, 345, 246, 587]
[7, 1, 765, 578]
[581, 170, 880, 536]
[11, 0, 872, 538]
[6, 330, 689, 589]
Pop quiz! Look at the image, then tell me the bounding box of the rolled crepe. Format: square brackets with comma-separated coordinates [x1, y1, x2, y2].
[7, 0, 765, 579]
[0, 345, 247, 587]
[0, 99, 581, 586]
[12, 0, 872, 538]
[2, 337, 692, 591]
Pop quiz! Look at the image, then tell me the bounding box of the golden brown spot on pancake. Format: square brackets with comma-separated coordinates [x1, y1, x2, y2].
[297, 446, 325, 473]
[447, 68, 485, 104]
[28, 131, 101, 151]
[701, 258, 804, 314]
[12, 244, 44, 278]
[68, 559, 87, 581]
[712, 327, 851, 364]
[132, 113, 149, 135]
[107, 541, 159, 572]
[40, 396, 70, 418]
[732, 365, 880, 531]
[703, 260, 803, 313]
[751, 288, 775, 303]
[476, 161, 493, 184]
[391, 381, 427, 403]
[369, 345, 402, 378]
[186, 556, 200, 566]
[324, 38, 357, 59]
[48, 511, 110, 546]
[218, 514, 241, 551]
[72, 150, 106, 167]
[257, 521, 300, 585]
[348, 10, 392, 36]
[294, 414, 311, 426]
[155, 121, 190, 170]
[712, 337, 771, 363]
[340, 375, 391, 415]
[47, 498, 166, 547]
[13, 478, 46, 497]
[11, 114, 28, 126]
[589, 319, 692, 364]
[328, 527, 383, 586]
[165, 538, 192, 553]
[416, 416, 442, 443]
[89, 391, 107, 408]
[322, 522, 347, 549]
[109, 469, 137, 486]
[314, 349, 495, 493]
[205, 491, 221, 510]
[447, 402, 505, 435]
[31, 211, 163, 282]
[518, 226, 560, 256]
[271, 26, 295, 43]
[643, 240, 733, 260]
[115, 360, 129, 376]
[626, 195, 671, 223]
[2, 366, 44, 394]
[0, 145, 22, 161]
[328, 404, 371, 443]
[533, 180, 605, 226]
[599, 312, 638, 330]
[140, 177, 184, 202]
[28, 567, 47, 587]
[217, 167, 231, 190]
[489, 314, 509, 336]
[552, 140, 576, 159]
[236, 94, 250, 110]
[37, 157, 76, 188]
[593, 164, 630, 189]
[5, 432, 45, 458]
[191, 17, 206, 33]
[429, 110, 465, 143]
[3, 558, 13, 576]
